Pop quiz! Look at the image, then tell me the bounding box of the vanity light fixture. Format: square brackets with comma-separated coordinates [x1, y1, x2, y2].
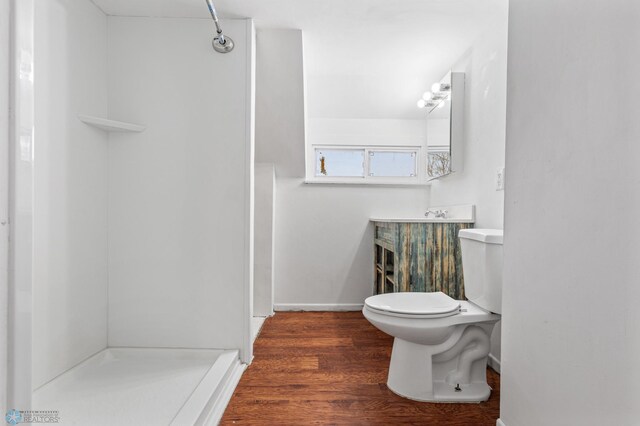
[417, 81, 451, 109]
[432, 82, 451, 93]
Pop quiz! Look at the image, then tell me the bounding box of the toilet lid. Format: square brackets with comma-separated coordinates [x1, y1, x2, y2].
[365, 292, 460, 316]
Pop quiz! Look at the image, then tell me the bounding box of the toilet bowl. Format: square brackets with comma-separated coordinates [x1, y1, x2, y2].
[363, 229, 503, 403]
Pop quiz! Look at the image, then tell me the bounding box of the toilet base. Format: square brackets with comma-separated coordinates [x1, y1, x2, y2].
[386, 335, 493, 403]
[388, 380, 491, 403]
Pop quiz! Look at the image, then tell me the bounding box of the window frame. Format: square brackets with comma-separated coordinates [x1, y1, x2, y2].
[306, 144, 426, 185]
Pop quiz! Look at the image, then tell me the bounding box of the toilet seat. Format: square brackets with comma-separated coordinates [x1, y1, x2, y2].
[364, 292, 461, 319]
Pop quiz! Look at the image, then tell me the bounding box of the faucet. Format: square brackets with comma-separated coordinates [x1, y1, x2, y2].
[425, 209, 448, 218]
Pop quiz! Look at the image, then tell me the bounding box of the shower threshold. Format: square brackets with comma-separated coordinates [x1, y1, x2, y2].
[32, 347, 244, 426]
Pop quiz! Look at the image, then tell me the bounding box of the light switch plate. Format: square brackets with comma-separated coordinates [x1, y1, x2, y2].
[496, 167, 505, 191]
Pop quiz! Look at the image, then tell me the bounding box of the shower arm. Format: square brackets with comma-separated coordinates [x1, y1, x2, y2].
[204, 0, 234, 53]
[205, 0, 226, 45]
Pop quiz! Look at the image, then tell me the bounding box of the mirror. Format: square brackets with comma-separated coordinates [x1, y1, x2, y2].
[426, 71, 465, 180]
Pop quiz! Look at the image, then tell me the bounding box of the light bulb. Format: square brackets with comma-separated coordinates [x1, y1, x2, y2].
[422, 92, 433, 101]
[417, 99, 426, 108]
[431, 82, 442, 93]
[437, 100, 446, 109]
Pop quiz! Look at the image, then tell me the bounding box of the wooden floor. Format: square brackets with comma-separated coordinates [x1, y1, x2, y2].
[222, 312, 500, 425]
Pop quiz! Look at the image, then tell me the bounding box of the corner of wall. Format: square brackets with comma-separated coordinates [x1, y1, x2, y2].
[242, 17, 256, 364]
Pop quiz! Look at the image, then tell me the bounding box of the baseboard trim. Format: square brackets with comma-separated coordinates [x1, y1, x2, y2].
[488, 353, 501, 373]
[497, 419, 506, 426]
[274, 303, 364, 312]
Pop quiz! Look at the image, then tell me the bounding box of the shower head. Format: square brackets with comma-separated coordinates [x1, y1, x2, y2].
[205, 0, 234, 53]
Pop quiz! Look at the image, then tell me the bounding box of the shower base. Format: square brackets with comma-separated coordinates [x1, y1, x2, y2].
[33, 348, 244, 426]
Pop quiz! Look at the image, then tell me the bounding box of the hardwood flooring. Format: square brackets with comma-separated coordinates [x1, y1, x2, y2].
[221, 312, 500, 425]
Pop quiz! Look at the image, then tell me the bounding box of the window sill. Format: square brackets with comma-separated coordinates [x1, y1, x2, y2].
[303, 179, 431, 187]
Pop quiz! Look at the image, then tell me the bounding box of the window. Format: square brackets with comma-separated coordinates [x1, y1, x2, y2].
[310, 146, 422, 184]
[315, 149, 365, 177]
[369, 151, 416, 177]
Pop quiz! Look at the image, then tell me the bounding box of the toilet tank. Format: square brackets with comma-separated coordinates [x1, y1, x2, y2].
[459, 229, 503, 314]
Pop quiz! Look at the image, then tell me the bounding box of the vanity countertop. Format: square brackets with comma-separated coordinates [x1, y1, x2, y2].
[370, 217, 475, 223]
[371, 205, 475, 224]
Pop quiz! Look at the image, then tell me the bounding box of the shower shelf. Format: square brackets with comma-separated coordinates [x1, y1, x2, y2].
[78, 115, 146, 132]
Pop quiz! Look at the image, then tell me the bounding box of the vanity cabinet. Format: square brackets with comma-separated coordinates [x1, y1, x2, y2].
[373, 221, 473, 299]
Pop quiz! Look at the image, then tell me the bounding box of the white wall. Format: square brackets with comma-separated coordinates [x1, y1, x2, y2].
[0, 0, 9, 412]
[33, 0, 109, 389]
[107, 18, 253, 358]
[500, 1, 640, 425]
[274, 179, 428, 308]
[308, 118, 427, 147]
[254, 163, 275, 317]
[255, 30, 306, 178]
[8, 0, 35, 408]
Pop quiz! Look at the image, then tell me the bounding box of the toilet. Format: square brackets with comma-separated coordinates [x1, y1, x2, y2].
[363, 229, 503, 402]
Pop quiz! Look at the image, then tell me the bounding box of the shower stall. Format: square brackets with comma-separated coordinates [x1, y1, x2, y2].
[5, 0, 255, 424]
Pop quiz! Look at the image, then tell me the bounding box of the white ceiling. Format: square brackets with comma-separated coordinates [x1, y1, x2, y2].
[92, 0, 506, 119]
